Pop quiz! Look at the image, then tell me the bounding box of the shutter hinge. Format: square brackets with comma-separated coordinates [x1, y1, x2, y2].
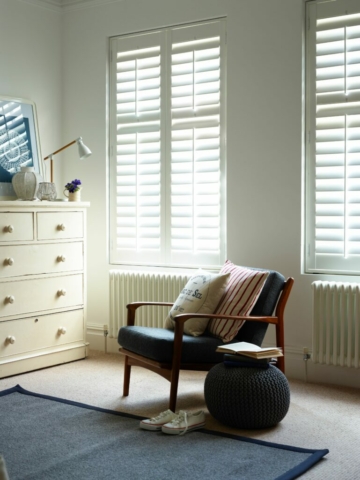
[307, 16, 310, 31]
[308, 130, 311, 144]
[307, 244, 311, 257]
[110, 50, 113, 63]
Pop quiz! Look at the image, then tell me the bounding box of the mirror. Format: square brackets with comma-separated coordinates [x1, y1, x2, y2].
[0, 95, 44, 198]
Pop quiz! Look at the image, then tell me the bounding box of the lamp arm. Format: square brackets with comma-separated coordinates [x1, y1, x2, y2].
[43, 137, 90, 183]
[43, 139, 77, 161]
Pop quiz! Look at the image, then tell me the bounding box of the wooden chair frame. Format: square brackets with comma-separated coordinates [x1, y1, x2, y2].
[119, 277, 294, 412]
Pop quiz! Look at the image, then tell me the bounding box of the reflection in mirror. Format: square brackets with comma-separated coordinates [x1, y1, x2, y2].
[0, 96, 44, 198]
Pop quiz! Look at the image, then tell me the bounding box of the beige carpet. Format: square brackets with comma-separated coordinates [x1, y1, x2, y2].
[1, 350, 359, 479]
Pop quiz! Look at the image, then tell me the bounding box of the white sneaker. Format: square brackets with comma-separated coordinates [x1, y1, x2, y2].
[161, 410, 205, 435]
[140, 409, 178, 431]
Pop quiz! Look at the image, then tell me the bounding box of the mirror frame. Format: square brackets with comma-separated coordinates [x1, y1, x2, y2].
[0, 95, 44, 199]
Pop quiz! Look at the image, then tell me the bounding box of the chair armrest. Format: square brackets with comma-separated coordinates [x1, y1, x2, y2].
[127, 301, 173, 309]
[126, 301, 173, 326]
[125, 301, 278, 328]
[173, 312, 278, 325]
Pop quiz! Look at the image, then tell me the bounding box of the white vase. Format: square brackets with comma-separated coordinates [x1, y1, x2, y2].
[12, 167, 42, 200]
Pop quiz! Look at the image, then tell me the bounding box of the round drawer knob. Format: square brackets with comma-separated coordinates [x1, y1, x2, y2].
[5, 295, 15, 304]
[57, 255, 66, 263]
[6, 335, 16, 344]
[58, 327, 67, 335]
[57, 289, 67, 297]
[6, 225, 14, 233]
[6, 258, 14, 266]
[57, 224, 66, 231]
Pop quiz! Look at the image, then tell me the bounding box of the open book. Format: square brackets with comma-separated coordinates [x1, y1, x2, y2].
[216, 341, 283, 359]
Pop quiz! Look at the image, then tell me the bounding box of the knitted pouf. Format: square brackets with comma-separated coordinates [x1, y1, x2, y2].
[204, 364, 290, 429]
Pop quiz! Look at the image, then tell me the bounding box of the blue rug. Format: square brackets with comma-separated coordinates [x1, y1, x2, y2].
[0, 385, 328, 480]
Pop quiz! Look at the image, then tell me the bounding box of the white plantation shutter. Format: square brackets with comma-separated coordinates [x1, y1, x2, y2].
[169, 22, 225, 266]
[305, 1, 360, 274]
[110, 20, 226, 267]
[110, 31, 165, 265]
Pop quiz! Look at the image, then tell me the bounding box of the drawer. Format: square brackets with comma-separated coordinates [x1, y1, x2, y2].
[37, 212, 83, 240]
[0, 242, 83, 278]
[0, 309, 84, 358]
[0, 273, 83, 318]
[0, 213, 33, 242]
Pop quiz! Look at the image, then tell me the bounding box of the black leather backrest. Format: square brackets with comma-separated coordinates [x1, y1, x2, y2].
[234, 268, 285, 346]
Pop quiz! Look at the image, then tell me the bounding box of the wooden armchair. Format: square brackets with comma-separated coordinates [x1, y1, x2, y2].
[118, 268, 294, 412]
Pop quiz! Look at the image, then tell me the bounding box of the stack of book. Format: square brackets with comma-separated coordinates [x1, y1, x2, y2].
[216, 341, 283, 369]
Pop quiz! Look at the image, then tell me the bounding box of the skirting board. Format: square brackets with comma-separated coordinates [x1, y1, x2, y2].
[0, 344, 88, 378]
[87, 324, 109, 353]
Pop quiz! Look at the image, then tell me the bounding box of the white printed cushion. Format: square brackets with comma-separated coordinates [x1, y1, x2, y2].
[208, 261, 269, 342]
[164, 271, 230, 337]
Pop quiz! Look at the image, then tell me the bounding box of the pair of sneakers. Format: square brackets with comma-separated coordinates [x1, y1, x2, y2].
[140, 409, 205, 435]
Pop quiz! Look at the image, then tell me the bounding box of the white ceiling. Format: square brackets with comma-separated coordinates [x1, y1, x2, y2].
[23, 0, 118, 11]
[37, 0, 97, 5]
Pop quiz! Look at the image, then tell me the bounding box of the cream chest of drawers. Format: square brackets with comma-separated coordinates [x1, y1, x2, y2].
[0, 201, 89, 378]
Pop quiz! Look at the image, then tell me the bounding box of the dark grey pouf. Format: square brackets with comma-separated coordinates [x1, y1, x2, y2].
[204, 363, 290, 429]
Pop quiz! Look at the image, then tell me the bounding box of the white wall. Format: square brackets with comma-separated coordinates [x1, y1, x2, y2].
[3, 0, 360, 389]
[0, 0, 63, 184]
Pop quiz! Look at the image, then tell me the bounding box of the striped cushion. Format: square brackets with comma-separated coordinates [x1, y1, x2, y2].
[208, 261, 269, 342]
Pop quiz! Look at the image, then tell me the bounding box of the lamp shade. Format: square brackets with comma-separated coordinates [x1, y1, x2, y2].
[77, 137, 92, 160]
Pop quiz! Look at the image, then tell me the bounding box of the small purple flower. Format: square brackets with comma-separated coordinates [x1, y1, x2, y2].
[65, 179, 82, 193]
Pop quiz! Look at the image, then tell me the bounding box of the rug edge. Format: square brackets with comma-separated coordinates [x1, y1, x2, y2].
[0, 384, 142, 420]
[275, 450, 329, 480]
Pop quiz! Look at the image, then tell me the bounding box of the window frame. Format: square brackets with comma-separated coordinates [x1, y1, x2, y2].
[304, 0, 360, 275]
[109, 19, 227, 269]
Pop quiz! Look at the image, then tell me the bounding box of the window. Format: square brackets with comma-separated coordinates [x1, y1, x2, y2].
[109, 19, 226, 268]
[305, 0, 360, 274]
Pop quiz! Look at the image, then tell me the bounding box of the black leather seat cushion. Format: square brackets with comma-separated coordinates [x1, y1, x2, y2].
[119, 326, 223, 363]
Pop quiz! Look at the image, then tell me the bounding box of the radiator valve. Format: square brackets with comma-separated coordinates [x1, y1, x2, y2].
[303, 347, 311, 361]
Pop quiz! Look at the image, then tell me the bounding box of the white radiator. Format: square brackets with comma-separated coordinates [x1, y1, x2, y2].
[109, 270, 192, 337]
[312, 281, 360, 368]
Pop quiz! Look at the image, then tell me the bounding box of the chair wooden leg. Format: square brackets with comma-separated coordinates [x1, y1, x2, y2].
[123, 356, 131, 396]
[274, 277, 294, 375]
[168, 321, 185, 412]
[275, 323, 285, 374]
[169, 368, 180, 412]
[277, 355, 285, 373]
